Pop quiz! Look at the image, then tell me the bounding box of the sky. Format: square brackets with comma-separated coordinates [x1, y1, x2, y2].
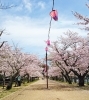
[0, 0, 89, 58]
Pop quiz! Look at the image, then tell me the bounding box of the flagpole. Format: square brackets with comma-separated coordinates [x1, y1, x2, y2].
[45, 47, 48, 89]
[45, 0, 57, 89]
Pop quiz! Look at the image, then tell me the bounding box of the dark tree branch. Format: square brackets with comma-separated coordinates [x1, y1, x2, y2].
[0, 41, 7, 48]
[0, 1, 16, 9]
[70, 68, 79, 76]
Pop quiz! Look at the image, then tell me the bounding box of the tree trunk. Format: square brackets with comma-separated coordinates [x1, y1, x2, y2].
[70, 68, 89, 86]
[27, 74, 29, 83]
[3, 72, 5, 89]
[6, 76, 13, 90]
[61, 72, 72, 84]
[78, 75, 84, 86]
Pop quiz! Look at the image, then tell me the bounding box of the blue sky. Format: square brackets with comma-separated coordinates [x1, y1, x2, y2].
[0, 0, 89, 58]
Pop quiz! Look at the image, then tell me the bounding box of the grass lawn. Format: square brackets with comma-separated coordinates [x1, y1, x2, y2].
[0, 86, 21, 99]
[0, 80, 38, 99]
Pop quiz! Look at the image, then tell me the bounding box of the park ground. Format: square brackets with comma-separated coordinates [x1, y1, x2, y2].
[0, 79, 89, 100]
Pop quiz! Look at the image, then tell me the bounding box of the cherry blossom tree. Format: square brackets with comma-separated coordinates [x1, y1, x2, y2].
[48, 66, 62, 80]
[48, 31, 89, 86]
[0, 43, 42, 89]
[72, 2, 89, 32]
[20, 54, 42, 82]
[0, 43, 12, 88]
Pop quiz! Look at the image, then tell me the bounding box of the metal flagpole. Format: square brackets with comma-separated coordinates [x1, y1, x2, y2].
[45, 0, 56, 89]
[45, 47, 48, 89]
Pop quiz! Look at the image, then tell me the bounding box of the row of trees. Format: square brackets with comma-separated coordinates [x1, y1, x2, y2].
[47, 2, 89, 86]
[1, 1, 89, 88]
[0, 1, 43, 89]
[0, 40, 42, 89]
[48, 31, 89, 86]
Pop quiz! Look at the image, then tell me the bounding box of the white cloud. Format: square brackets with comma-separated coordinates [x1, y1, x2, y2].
[0, 14, 87, 57]
[15, 4, 23, 11]
[38, 1, 45, 9]
[0, 0, 88, 58]
[23, 0, 32, 11]
[1, 16, 48, 47]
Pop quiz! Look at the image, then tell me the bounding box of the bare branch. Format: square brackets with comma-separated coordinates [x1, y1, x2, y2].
[0, 1, 16, 9]
[0, 29, 5, 36]
[72, 11, 84, 20]
[0, 41, 7, 48]
[72, 11, 89, 25]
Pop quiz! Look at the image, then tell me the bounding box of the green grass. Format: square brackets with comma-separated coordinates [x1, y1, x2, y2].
[0, 88, 20, 99]
[0, 85, 21, 99]
[0, 80, 39, 99]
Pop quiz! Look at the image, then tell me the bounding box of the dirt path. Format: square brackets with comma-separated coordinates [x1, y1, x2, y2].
[1, 79, 89, 100]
